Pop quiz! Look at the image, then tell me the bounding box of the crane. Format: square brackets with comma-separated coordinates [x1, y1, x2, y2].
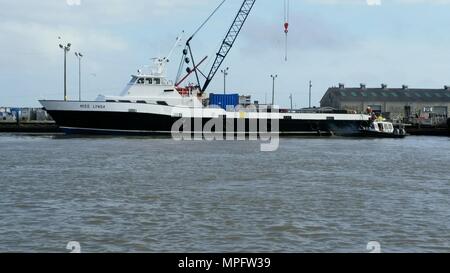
[176, 0, 257, 94]
[202, 0, 256, 93]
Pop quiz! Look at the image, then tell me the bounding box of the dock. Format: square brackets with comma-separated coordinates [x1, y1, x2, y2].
[0, 121, 61, 133]
[0, 107, 61, 133]
[402, 118, 450, 136]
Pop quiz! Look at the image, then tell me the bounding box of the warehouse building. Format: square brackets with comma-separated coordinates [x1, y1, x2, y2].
[0, 107, 53, 122]
[320, 84, 450, 124]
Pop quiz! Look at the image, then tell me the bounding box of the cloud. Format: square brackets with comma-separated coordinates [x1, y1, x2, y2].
[367, 0, 382, 5]
[0, 0, 210, 26]
[241, 13, 354, 57]
[0, 0, 211, 72]
[0, 20, 128, 66]
[1, 0, 450, 107]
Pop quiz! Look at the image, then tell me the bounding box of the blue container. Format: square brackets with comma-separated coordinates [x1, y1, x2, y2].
[209, 93, 239, 110]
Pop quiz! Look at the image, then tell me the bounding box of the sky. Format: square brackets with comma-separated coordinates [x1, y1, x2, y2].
[1, 0, 450, 107]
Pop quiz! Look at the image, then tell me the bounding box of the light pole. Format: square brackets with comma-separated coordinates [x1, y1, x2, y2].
[270, 74, 278, 105]
[59, 42, 71, 101]
[220, 67, 229, 94]
[289, 93, 293, 110]
[309, 80, 312, 108]
[75, 52, 83, 101]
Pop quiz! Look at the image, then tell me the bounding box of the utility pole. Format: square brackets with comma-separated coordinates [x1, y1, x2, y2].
[59, 41, 71, 101]
[75, 52, 83, 101]
[289, 93, 293, 110]
[220, 67, 229, 94]
[309, 80, 312, 108]
[270, 74, 278, 105]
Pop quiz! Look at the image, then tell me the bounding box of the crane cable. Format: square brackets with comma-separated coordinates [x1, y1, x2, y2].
[191, 0, 226, 40]
[284, 0, 290, 62]
[176, 0, 226, 85]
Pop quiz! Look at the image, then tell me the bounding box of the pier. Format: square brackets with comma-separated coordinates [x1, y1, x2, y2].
[0, 121, 60, 133]
[0, 107, 61, 133]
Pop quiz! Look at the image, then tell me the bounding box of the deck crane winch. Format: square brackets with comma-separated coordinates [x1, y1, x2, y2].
[176, 0, 257, 94]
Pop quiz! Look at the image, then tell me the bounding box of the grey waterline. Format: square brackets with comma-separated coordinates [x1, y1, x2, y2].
[0, 135, 449, 252]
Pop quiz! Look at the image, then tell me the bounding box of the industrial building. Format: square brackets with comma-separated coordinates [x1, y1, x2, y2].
[0, 107, 52, 122]
[320, 84, 450, 125]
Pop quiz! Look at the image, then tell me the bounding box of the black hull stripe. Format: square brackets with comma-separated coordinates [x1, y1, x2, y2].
[48, 110, 364, 135]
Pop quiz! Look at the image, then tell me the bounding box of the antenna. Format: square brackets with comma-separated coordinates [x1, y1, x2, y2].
[165, 31, 184, 63]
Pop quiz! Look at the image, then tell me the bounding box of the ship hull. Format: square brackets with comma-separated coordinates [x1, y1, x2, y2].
[41, 100, 368, 136]
[343, 130, 407, 138]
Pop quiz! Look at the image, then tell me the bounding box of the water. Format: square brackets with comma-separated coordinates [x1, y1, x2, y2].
[0, 134, 449, 253]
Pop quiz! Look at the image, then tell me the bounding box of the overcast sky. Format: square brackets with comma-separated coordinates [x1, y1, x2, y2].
[1, 0, 450, 107]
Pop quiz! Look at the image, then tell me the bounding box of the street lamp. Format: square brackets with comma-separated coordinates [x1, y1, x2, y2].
[75, 52, 83, 101]
[220, 67, 229, 94]
[289, 93, 293, 110]
[309, 80, 312, 108]
[59, 42, 71, 101]
[270, 74, 278, 106]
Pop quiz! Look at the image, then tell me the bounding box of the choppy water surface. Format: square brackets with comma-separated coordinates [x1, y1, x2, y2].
[0, 134, 449, 253]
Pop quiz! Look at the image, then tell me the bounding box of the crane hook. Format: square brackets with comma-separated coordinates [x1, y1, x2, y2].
[284, 0, 290, 62]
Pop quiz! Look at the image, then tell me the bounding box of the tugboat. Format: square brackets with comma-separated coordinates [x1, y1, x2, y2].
[359, 120, 407, 138]
[354, 109, 407, 138]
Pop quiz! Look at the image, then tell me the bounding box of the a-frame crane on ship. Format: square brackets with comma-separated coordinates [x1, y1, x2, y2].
[175, 0, 257, 94]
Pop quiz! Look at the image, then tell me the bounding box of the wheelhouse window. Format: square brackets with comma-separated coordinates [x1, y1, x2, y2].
[154, 78, 161, 85]
[146, 78, 152, 85]
[137, 78, 145, 84]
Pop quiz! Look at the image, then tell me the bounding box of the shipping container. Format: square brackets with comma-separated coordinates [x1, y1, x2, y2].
[209, 93, 239, 110]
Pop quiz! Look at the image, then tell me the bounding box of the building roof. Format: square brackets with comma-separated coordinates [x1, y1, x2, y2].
[322, 85, 450, 103]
